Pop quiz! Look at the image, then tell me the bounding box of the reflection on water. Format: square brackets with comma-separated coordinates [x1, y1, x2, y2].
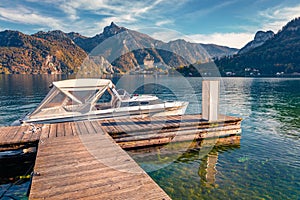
[128, 136, 241, 199]
[199, 151, 218, 188]
[0, 75, 299, 199]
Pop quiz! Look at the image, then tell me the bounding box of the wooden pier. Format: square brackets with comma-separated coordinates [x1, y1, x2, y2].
[0, 114, 242, 199]
[100, 114, 241, 148]
[30, 130, 170, 199]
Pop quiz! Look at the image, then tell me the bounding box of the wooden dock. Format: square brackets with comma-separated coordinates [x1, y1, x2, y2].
[0, 114, 242, 149]
[30, 129, 170, 199]
[0, 114, 242, 199]
[100, 114, 241, 148]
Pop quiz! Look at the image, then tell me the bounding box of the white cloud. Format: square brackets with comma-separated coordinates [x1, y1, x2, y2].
[0, 0, 192, 37]
[59, 2, 79, 20]
[0, 6, 63, 30]
[150, 30, 254, 48]
[155, 19, 174, 27]
[55, 0, 193, 35]
[58, 0, 165, 26]
[149, 29, 188, 42]
[258, 4, 300, 32]
[187, 33, 253, 48]
[185, 0, 237, 18]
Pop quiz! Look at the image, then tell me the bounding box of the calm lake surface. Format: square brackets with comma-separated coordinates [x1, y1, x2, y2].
[0, 75, 299, 199]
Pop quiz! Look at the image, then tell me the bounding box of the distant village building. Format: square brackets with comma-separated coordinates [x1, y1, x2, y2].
[143, 55, 154, 68]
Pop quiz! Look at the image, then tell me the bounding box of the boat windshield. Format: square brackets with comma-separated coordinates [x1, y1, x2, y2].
[117, 89, 131, 100]
[29, 85, 108, 118]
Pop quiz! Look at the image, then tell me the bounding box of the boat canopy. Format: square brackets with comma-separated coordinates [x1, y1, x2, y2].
[52, 79, 113, 90]
[29, 79, 114, 119]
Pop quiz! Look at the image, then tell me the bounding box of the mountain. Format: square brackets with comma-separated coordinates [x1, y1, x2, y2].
[238, 30, 274, 54]
[34, 30, 114, 75]
[67, 22, 128, 53]
[215, 17, 300, 76]
[69, 22, 238, 72]
[0, 22, 238, 74]
[202, 43, 238, 58]
[0, 30, 87, 74]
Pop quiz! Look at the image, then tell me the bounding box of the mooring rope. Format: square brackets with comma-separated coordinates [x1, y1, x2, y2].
[23, 123, 42, 134]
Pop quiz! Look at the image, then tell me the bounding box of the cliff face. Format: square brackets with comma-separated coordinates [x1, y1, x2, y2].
[238, 30, 274, 54]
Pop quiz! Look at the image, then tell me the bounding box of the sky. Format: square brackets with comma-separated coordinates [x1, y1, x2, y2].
[0, 0, 300, 48]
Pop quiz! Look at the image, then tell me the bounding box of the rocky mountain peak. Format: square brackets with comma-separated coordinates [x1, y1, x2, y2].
[254, 31, 274, 42]
[67, 32, 87, 41]
[103, 22, 126, 37]
[0, 30, 23, 36]
[276, 17, 300, 39]
[33, 30, 68, 40]
[282, 17, 300, 31]
[33, 30, 76, 46]
[238, 30, 274, 54]
[0, 30, 29, 47]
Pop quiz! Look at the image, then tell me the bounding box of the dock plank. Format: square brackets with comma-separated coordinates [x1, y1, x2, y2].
[11, 125, 30, 144]
[30, 133, 170, 199]
[40, 124, 50, 139]
[76, 121, 88, 135]
[0, 127, 14, 145]
[64, 122, 73, 137]
[20, 128, 35, 143]
[83, 121, 97, 134]
[48, 123, 57, 138]
[6, 126, 22, 142]
[56, 123, 65, 137]
[1, 126, 19, 143]
[70, 122, 80, 136]
[90, 121, 104, 134]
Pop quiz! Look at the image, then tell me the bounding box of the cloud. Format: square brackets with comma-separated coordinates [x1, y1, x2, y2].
[55, 0, 193, 32]
[150, 30, 253, 48]
[155, 19, 174, 27]
[183, 0, 237, 20]
[0, 0, 176, 35]
[0, 0, 193, 37]
[150, 30, 185, 42]
[187, 33, 253, 48]
[57, 0, 165, 24]
[59, 2, 79, 20]
[0, 5, 63, 30]
[258, 4, 300, 32]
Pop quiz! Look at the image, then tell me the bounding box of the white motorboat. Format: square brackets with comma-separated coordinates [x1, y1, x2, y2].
[20, 79, 188, 124]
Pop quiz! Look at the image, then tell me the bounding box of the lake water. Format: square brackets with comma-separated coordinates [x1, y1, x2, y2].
[0, 75, 299, 199]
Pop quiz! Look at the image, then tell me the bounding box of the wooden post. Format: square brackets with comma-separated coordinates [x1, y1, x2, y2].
[202, 80, 219, 121]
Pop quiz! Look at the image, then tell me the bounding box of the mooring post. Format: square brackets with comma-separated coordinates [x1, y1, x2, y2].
[202, 80, 220, 121]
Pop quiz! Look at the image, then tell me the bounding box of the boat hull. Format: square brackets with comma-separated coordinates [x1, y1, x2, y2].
[22, 102, 188, 124]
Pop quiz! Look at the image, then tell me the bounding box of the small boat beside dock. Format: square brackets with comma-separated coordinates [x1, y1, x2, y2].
[18, 79, 188, 125]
